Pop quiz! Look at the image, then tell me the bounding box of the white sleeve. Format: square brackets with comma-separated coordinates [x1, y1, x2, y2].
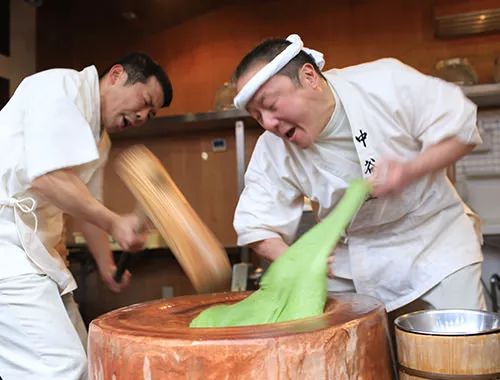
[233, 139, 304, 246]
[392, 60, 482, 150]
[24, 96, 99, 182]
[86, 133, 111, 202]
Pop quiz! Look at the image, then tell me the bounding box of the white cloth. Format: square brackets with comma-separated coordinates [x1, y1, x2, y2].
[234, 58, 483, 311]
[420, 263, 486, 310]
[0, 65, 109, 294]
[327, 263, 487, 310]
[234, 34, 325, 110]
[0, 274, 87, 380]
[320, 86, 360, 279]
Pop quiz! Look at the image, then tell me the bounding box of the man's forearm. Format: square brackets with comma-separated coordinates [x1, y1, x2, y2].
[250, 237, 289, 261]
[409, 137, 475, 180]
[31, 168, 118, 233]
[79, 220, 113, 267]
[373, 137, 476, 196]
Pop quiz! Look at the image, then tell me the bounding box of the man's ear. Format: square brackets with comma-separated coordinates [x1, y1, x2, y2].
[107, 64, 125, 85]
[299, 63, 321, 89]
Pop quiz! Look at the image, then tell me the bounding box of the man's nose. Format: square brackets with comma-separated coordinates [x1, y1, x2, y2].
[261, 112, 279, 132]
[134, 110, 149, 127]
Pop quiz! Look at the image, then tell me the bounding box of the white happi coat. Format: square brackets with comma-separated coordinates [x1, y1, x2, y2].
[0, 66, 110, 295]
[234, 58, 483, 311]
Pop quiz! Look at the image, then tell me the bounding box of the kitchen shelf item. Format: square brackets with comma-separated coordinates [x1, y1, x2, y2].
[462, 82, 500, 107]
[434, 57, 478, 85]
[214, 82, 237, 111]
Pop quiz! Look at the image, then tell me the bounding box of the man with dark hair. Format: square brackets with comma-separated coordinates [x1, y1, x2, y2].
[233, 35, 485, 319]
[0, 52, 172, 379]
[100, 52, 173, 109]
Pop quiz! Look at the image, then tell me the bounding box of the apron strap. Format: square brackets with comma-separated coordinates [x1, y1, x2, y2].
[0, 197, 38, 233]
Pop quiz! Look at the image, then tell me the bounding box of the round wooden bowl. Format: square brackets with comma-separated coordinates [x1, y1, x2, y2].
[88, 292, 393, 380]
[115, 145, 231, 293]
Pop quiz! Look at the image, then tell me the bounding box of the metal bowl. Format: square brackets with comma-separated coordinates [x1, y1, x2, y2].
[434, 57, 479, 85]
[395, 309, 500, 336]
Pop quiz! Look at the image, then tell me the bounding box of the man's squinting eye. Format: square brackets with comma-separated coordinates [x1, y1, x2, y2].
[252, 111, 263, 125]
[263, 98, 277, 110]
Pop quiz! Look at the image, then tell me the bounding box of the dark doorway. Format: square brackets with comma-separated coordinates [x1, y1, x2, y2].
[0, 0, 10, 57]
[0, 77, 9, 110]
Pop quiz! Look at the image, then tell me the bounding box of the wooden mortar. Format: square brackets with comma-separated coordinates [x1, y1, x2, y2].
[88, 292, 393, 380]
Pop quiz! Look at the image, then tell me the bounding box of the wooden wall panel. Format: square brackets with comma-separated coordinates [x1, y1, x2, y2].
[38, 0, 500, 114]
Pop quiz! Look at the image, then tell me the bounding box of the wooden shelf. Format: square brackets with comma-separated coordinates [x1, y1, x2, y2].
[461, 83, 500, 108]
[110, 109, 259, 140]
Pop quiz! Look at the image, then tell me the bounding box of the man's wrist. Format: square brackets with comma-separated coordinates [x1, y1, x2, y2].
[405, 159, 424, 183]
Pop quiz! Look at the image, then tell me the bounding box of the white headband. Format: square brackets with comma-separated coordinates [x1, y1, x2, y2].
[233, 34, 325, 110]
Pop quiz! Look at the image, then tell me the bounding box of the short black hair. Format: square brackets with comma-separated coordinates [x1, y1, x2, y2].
[101, 52, 173, 107]
[234, 38, 325, 84]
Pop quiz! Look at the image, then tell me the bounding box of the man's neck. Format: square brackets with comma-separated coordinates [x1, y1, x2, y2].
[317, 79, 336, 134]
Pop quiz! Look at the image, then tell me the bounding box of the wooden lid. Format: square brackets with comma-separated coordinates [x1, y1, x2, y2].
[115, 145, 231, 293]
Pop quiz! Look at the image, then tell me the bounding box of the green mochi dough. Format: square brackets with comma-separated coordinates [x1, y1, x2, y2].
[190, 179, 371, 328]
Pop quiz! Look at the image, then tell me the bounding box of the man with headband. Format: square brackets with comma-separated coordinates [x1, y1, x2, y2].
[233, 34, 485, 317]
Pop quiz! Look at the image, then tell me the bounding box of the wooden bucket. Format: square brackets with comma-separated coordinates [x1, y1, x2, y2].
[395, 309, 500, 379]
[88, 293, 393, 380]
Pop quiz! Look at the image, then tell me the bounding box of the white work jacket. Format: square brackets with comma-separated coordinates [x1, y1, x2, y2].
[234, 58, 483, 311]
[0, 66, 110, 295]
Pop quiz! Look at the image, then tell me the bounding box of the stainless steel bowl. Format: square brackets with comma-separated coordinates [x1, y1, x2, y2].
[395, 309, 500, 336]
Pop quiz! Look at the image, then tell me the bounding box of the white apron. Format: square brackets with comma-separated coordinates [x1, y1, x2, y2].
[0, 65, 107, 295]
[0, 197, 76, 294]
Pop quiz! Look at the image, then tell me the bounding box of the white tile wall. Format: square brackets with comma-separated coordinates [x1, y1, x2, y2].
[456, 110, 500, 235]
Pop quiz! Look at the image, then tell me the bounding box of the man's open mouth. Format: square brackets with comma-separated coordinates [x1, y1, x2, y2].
[286, 128, 296, 139]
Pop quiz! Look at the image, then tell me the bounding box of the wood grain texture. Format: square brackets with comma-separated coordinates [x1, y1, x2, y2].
[396, 327, 500, 379]
[115, 145, 231, 293]
[88, 292, 393, 380]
